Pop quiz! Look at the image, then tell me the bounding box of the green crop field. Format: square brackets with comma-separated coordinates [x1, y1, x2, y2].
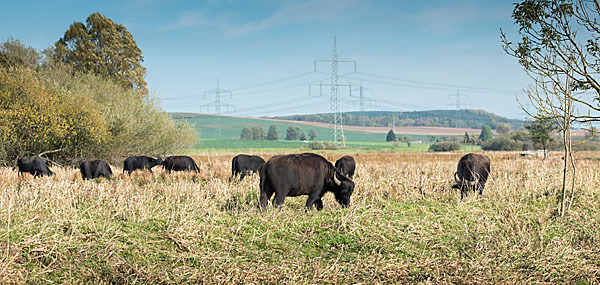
[170, 113, 459, 153]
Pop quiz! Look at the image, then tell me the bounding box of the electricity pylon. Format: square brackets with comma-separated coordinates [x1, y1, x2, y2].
[311, 37, 357, 146]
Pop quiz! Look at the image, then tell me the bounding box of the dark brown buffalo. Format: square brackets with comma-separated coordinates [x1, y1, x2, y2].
[123, 156, 163, 174]
[162, 156, 200, 173]
[17, 156, 54, 177]
[232, 154, 265, 179]
[80, 159, 113, 180]
[334, 155, 356, 178]
[259, 153, 355, 210]
[452, 153, 490, 198]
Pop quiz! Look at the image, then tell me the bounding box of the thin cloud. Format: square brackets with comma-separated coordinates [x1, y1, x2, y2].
[160, 0, 360, 36]
[417, 3, 480, 35]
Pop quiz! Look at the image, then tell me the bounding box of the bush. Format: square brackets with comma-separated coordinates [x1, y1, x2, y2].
[428, 141, 462, 152]
[308, 141, 338, 150]
[308, 142, 324, 150]
[0, 67, 110, 163]
[322, 142, 339, 150]
[0, 62, 196, 165]
[481, 136, 522, 151]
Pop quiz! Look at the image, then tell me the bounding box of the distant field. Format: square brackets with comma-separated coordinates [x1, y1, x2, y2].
[2, 152, 598, 283]
[170, 113, 466, 152]
[184, 139, 475, 154]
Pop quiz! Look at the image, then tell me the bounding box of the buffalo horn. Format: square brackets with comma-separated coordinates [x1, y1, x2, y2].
[333, 172, 342, 185]
[454, 172, 460, 185]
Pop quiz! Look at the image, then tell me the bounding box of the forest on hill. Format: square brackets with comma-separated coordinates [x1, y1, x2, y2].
[271, 109, 525, 130]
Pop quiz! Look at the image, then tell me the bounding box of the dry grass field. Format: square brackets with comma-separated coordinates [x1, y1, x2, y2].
[0, 152, 599, 283]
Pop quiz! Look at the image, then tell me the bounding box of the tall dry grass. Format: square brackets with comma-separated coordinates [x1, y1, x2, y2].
[0, 152, 598, 283]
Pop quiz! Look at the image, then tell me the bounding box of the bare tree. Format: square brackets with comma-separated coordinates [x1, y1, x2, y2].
[500, 0, 600, 216]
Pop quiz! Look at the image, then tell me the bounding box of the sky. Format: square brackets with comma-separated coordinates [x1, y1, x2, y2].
[0, 0, 533, 119]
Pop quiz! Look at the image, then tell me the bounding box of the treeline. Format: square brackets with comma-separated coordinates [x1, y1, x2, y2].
[272, 109, 524, 130]
[240, 125, 317, 141]
[0, 14, 195, 165]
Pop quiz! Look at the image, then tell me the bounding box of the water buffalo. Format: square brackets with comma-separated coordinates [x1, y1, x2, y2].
[335, 155, 356, 178]
[163, 156, 200, 173]
[80, 159, 113, 180]
[232, 154, 265, 179]
[123, 156, 163, 174]
[259, 153, 355, 210]
[452, 153, 490, 198]
[17, 156, 54, 177]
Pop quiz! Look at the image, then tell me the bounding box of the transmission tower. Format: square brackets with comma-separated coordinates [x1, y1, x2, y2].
[446, 86, 469, 128]
[201, 78, 235, 139]
[311, 37, 357, 146]
[348, 81, 374, 131]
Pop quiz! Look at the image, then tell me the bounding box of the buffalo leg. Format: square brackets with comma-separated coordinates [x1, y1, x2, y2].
[259, 188, 274, 209]
[273, 193, 286, 208]
[314, 198, 324, 211]
[305, 196, 317, 210]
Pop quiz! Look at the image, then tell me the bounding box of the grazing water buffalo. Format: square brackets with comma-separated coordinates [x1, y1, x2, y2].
[162, 156, 200, 173]
[452, 153, 491, 198]
[335, 155, 356, 178]
[123, 156, 163, 174]
[232, 154, 265, 179]
[259, 153, 355, 210]
[80, 159, 113, 180]
[17, 156, 54, 177]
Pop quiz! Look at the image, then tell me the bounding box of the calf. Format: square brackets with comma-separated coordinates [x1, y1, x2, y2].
[123, 156, 163, 174]
[80, 160, 113, 180]
[452, 153, 491, 198]
[334, 155, 356, 178]
[17, 156, 54, 177]
[232, 154, 265, 179]
[162, 156, 200, 173]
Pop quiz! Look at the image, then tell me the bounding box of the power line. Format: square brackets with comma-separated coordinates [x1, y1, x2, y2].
[230, 71, 315, 91]
[354, 72, 519, 94]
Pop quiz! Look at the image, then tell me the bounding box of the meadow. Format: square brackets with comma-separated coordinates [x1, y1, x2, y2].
[0, 151, 599, 283]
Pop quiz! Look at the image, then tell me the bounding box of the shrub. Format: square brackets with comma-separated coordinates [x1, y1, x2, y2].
[0, 62, 195, 164]
[308, 141, 338, 150]
[308, 142, 324, 150]
[428, 141, 462, 152]
[481, 136, 522, 151]
[322, 142, 339, 150]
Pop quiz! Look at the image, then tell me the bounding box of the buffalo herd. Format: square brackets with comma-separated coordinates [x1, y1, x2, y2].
[13, 152, 491, 210]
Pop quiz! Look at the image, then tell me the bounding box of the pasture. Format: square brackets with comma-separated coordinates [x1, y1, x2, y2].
[0, 152, 599, 283]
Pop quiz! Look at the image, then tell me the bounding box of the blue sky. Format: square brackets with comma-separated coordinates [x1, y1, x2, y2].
[1, 0, 532, 119]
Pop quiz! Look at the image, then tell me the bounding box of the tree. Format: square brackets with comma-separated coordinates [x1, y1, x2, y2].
[285, 126, 299, 140]
[266, 125, 278, 140]
[497, 124, 511, 135]
[405, 135, 412, 147]
[479, 125, 493, 142]
[252, 126, 266, 140]
[526, 118, 555, 159]
[501, 0, 597, 216]
[240, 127, 252, 140]
[308, 130, 317, 141]
[53, 12, 148, 95]
[0, 38, 40, 69]
[464, 132, 470, 144]
[386, 129, 397, 142]
[299, 132, 307, 141]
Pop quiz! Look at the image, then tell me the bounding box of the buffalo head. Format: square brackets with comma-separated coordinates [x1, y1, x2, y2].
[331, 170, 355, 207]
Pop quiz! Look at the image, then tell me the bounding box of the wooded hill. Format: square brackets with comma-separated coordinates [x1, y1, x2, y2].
[271, 109, 525, 130]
